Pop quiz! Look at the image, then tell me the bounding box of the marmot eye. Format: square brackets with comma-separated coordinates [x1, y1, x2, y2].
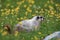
[40, 17, 43, 18]
[37, 16, 39, 19]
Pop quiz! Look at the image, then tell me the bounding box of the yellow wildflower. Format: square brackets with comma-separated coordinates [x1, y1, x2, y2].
[44, 3, 47, 7]
[27, 7, 30, 11]
[26, 7, 32, 12]
[25, 11, 28, 16]
[24, 16, 27, 20]
[48, 11, 50, 13]
[29, 4, 32, 7]
[28, 9, 32, 12]
[11, 5, 14, 8]
[50, 0, 54, 4]
[17, 1, 24, 5]
[2, 31, 8, 36]
[20, 17, 23, 20]
[15, 6, 20, 12]
[17, 2, 21, 5]
[1, 9, 4, 11]
[50, 11, 55, 15]
[38, 32, 42, 35]
[49, 5, 53, 9]
[57, 16, 60, 18]
[18, 22, 22, 25]
[0, 29, 3, 33]
[11, 9, 15, 12]
[21, 0, 24, 3]
[24, 5, 27, 8]
[1, 12, 5, 16]
[28, 0, 35, 4]
[34, 36, 39, 40]
[14, 31, 19, 37]
[47, 1, 50, 3]
[6, 9, 10, 13]
[35, 10, 38, 13]
[6, 3, 10, 7]
[32, 14, 36, 16]
[41, 37, 43, 39]
[17, 18, 20, 20]
[51, 12, 54, 15]
[55, 4, 59, 6]
[55, 14, 58, 17]
[31, 37, 34, 40]
[31, 0, 35, 4]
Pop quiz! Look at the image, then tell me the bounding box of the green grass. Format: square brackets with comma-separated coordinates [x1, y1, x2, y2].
[0, 0, 60, 40]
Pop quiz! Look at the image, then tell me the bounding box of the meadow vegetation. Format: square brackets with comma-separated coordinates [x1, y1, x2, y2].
[0, 0, 60, 40]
